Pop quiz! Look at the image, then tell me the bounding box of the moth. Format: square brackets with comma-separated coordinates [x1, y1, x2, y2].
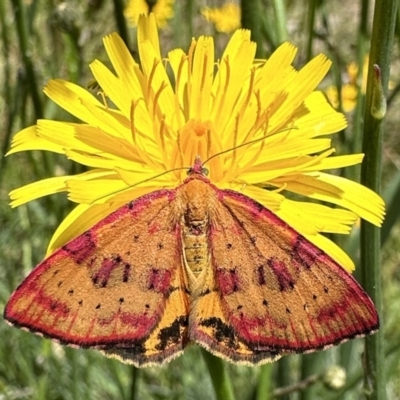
[4, 157, 379, 366]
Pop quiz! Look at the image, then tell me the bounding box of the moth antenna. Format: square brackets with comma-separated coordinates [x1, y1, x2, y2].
[176, 128, 185, 169]
[240, 114, 269, 171]
[90, 166, 190, 205]
[202, 126, 298, 167]
[231, 114, 240, 169]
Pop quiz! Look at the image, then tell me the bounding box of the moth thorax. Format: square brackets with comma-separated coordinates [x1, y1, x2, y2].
[182, 218, 209, 278]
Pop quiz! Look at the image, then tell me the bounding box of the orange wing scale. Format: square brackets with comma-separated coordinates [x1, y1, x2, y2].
[5, 189, 190, 367]
[193, 188, 378, 362]
[4, 162, 379, 367]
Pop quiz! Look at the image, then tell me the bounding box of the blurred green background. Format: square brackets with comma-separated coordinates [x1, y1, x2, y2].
[1, 0, 400, 399]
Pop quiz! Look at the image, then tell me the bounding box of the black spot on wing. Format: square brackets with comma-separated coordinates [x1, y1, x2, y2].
[200, 317, 239, 350]
[155, 316, 188, 351]
[123, 263, 131, 283]
[257, 265, 266, 285]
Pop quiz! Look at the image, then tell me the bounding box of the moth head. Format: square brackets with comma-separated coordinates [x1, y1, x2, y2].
[188, 155, 209, 176]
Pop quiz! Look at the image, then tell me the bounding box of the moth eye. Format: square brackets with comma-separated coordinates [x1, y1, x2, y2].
[186, 167, 209, 176]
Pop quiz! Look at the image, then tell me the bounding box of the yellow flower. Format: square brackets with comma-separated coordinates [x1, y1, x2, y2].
[202, 2, 241, 33]
[125, 0, 174, 28]
[326, 58, 368, 112]
[8, 14, 384, 272]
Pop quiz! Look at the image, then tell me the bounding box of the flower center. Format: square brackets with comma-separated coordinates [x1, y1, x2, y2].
[192, 120, 209, 137]
[171, 119, 223, 182]
[178, 119, 212, 165]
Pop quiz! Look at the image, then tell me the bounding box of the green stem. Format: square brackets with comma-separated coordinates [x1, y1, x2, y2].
[112, 0, 130, 49]
[70, 350, 79, 400]
[360, 0, 398, 399]
[351, 0, 369, 161]
[276, 357, 292, 400]
[256, 364, 273, 400]
[0, 0, 13, 177]
[272, 0, 288, 43]
[201, 349, 236, 400]
[241, 0, 264, 57]
[327, 339, 400, 400]
[107, 359, 130, 399]
[186, 0, 194, 43]
[299, 353, 322, 400]
[11, 0, 43, 119]
[129, 366, 138, 400]
[305, 0, 316, 60]
[381, 170, 400, 247]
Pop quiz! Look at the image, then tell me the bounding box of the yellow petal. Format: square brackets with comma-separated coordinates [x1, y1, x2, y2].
[276, 198, 320, 235]
[287, 201, 357, 234]
[260, 42, 297, 80]
[9, 176, 70, 207]
[46, 202, 122, 255]
[7, 125, 65, 155]
[37, 120, 99, 153]
[256, 43, 297, 112]
[189, 36, 214, 120]
[282, 172, 385, 226]
[44, 79, 106, 124]
[304, 233, 355, 271]
[65, 149, 131, 170]
[47, 185, 171, 254]
[168, 48, 188, 127]
[74, 98, 132, 142]
[138, 13, 161, 60]
[211, 30, 256, 139]
[301, 153, 364, 172]
[201, 3, 241, 33]
[90, 59, 140, 119]
[89, 59, 155, 145]
[65, 170, 123, 203]
[238, 139, 333, 183]
[73, 125, 139, 162]
[296, 92, 348, 137]
[115, 167, 178, 187]
[224, 183, 284, 211]
[137, 15, 176, 125]
[138, 41, 176, 129]
[285, 54, 332, 111]
[102, 33, 144, 105]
